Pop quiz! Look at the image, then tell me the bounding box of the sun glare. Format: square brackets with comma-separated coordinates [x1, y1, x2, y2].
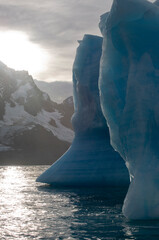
[0, 31, 50, 77]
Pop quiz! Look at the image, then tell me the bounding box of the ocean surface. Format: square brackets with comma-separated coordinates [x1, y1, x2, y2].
[1, 166, 159, 240]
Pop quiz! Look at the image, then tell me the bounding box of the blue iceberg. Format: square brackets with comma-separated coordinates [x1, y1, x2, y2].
[36, 34, 129, 187]
[99, 0, 159, 219]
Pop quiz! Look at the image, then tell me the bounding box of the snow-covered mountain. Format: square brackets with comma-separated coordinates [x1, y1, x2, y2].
[34, 80, 73, 103]
[57, 96, 74, 130]
[0, 62, 74, 165]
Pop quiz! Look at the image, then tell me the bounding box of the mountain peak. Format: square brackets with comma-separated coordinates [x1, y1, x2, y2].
[0, 61, 74, 164]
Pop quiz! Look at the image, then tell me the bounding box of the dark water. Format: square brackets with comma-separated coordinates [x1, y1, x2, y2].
[1, 166, 159, 240]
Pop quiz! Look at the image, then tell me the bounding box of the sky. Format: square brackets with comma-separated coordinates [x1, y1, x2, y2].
[0, 0, 155, 82]
[0, 0, 113, 82]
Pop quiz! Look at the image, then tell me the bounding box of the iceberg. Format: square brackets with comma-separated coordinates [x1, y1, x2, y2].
[99, 0, 159, 219]
[36, 34, 129, 187]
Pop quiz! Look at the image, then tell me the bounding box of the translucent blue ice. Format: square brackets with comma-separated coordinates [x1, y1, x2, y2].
[99, 0, 159, 219]
[36, 35, 129, 187]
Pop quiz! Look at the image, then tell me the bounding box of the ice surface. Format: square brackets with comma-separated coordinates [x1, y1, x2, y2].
[36, 35, 129, 187]
[99, 0, 159, 219]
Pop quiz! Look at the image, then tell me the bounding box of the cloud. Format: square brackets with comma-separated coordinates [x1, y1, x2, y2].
[0, 0, 113, 81]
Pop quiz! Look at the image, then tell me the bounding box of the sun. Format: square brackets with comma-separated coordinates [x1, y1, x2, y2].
[0, 31, 50, 77]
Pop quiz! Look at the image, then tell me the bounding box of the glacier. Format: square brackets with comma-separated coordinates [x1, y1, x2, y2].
[36, 34, 129, 187]
[99, 0, 159, 219]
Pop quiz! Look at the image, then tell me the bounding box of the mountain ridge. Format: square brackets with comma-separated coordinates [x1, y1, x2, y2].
[34, 79, 73, 103]
[0, 62, 74, 165]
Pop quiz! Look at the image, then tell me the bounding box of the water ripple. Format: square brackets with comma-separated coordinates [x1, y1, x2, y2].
[0, 166, 159, 239]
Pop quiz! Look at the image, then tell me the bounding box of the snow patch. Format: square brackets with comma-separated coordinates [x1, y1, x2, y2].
[42, 92, 49, 101]
[36, 110, 74, 143]
[0, 102, 74, 144]
[16, 79, 23, 87]
[11, 82, 32, 103]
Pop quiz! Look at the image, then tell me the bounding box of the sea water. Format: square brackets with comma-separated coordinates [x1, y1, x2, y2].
[0, 165, 159, 240]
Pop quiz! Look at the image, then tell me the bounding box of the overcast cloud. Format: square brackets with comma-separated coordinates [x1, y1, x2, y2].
[0, 0, 155, 82]
[0, 0, 114, 82]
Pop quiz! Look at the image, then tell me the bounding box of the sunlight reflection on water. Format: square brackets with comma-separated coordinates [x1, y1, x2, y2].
[0, 166, 159, 240]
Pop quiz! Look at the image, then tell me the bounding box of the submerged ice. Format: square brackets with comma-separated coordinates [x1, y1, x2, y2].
[99, 0, 159, 219]
[36, 35, 129, 187]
